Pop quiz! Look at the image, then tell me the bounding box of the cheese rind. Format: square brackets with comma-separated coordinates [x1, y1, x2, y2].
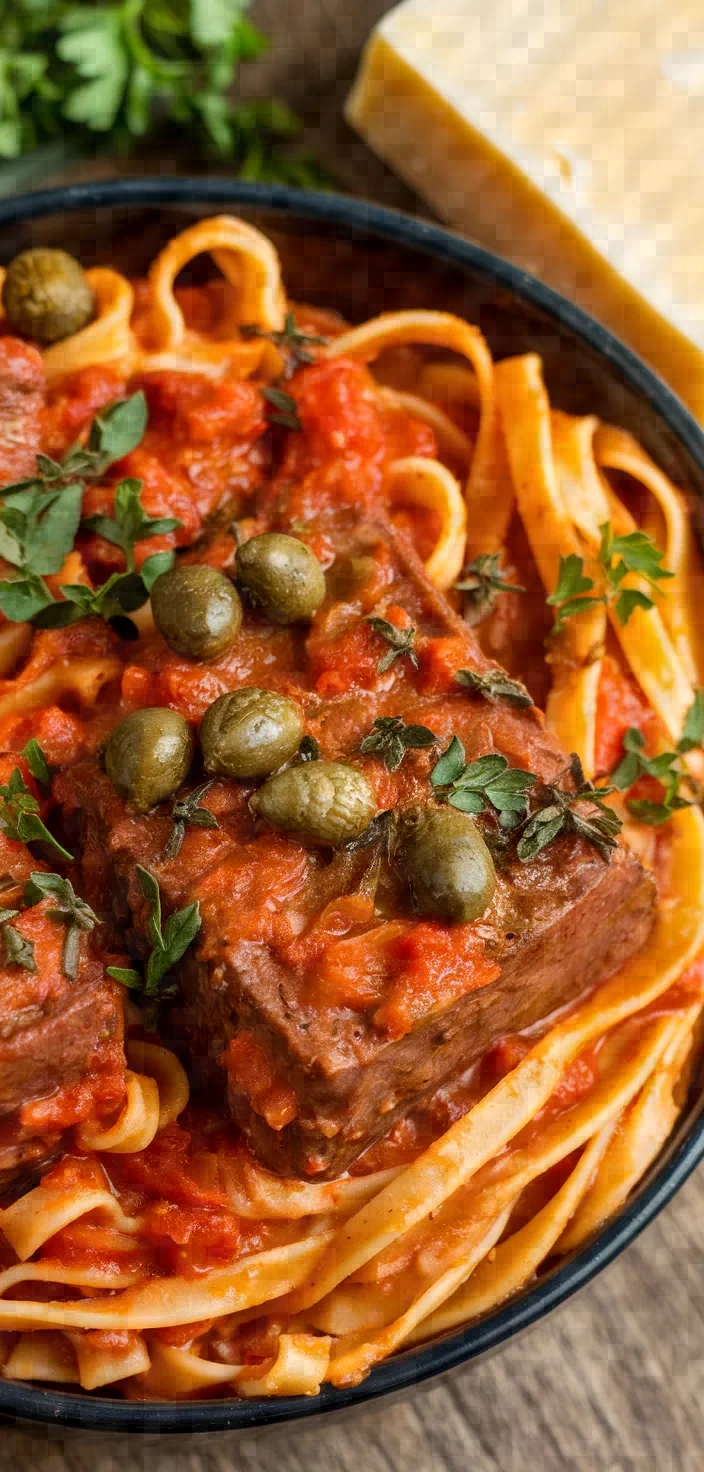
[347, 2, 704, 420]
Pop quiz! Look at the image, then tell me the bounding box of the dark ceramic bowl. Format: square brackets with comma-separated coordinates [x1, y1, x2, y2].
[0, 178, 703, 1435]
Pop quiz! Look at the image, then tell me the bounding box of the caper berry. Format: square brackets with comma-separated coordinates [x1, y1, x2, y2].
[251, 761, 376, 846]
[200, 688, 304, 779]
[399, 805, 496, 923]
[236, 532, 326, 624]
[105, 708, 194, 813]
[3, 248, 94, 344]
[151, 563, 242, 663]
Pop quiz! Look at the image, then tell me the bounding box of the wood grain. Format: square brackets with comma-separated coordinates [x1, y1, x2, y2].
[6, 2, 704, 1468]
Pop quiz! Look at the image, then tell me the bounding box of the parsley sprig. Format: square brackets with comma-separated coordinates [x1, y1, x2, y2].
[107, 865, 201, 1029]
[431, 738, 536, 826]
[455, 668, 533, 709]
[25, 871, 98, 980]
[0, 392, 180, 632]
[361, 716, 436, 772]
[548, 523, 674, 633]
[0, 2, 326, 180]
[517, 757, 622, 861]
[610, 691, 704, 825]
[455, 554, 525, 624]
[162, 781, 219, 861]
[367, 617, 419, 674]
[0, 765, 72, 861]
[242, 312, 328, 377]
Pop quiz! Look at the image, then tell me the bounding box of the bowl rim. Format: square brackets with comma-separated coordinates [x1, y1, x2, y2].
[0, 176, 703, 1434]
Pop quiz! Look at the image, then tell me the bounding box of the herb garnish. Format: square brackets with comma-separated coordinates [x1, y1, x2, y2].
[107, 866, 201, 1028]
[430, 740, 622, 860]
[0, 766, 72, 861]
[0, 392, 177, 632]
[261, 386, 301, 431]
[517, 756, 622, 861]
[547, 523, 674, 633]
[0, 3, 326, 181]
[21, 738, 50, 785]
[360, 716, 436, 772]
[25, 872, 98, 981]
[297, 736, 321, 763]
[610, 692, 704, 825]
[431, 738, 536, 827]
[2, 918, 35, 972]
[162, 781, 219, 861]
[455, 553, 525, 623]
[367, 617, 419, 673]
[242, 312, 328, 377]
[455, 668, 533, 709]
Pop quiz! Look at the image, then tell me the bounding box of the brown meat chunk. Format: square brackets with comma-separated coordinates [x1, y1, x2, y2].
[61, 502, 657, 1180]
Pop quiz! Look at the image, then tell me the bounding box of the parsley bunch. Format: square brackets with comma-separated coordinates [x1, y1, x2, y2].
[548, 523, 674, 633]
[0, 0, 324, 180]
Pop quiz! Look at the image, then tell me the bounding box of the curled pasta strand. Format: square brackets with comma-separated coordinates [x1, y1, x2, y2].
[376, 385, 473, 463]
[140, 1340, 240, 1397]
[0, 1176, 140, 1261]
[75, 1069, 160, 1154]
[386, 456, 467, 590]
[325, 310, 514, 554]
[237, 1333, 331, 1398]
[127, 1040, 190, 1131]
[43, 269, 135, 382]
[145, 215, 286, 353]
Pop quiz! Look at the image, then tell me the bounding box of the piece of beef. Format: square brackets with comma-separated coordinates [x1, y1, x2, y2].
[61, 500, 657, 1180]
[0, 815, 125, 1194]
[0, 336, 45, 483]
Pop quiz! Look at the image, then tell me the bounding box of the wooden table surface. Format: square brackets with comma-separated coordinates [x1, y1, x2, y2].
[6, 3, 704, 1467]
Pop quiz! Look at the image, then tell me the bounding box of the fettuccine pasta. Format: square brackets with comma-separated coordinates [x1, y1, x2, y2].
[0, 215, 701, 1405]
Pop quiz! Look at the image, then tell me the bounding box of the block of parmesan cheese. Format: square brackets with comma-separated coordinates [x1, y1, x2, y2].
[347, 0, 704, 419]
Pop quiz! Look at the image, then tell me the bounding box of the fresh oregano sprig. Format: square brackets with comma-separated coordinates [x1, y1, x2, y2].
[2, 916, 36, 972]
[455, 553, 525, 624]
[547, 522, 674, 633]
[360, 716, 436, 772]
[367, 617, 419, 674]
[610, 691, 704, 825]
[261, 386, 301, 431]
[108, 865, 201, 1028]
[24, 872, 98, 981]
[517, 757, 622, 861]
[241, 312, 328, 377]
[0, 766, 72, 861]
[162, 781, 219, 861]
[455, 668, 533, 709]
[431, 737, 536, 827]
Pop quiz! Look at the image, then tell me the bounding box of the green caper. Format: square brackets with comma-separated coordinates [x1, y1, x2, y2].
[236, 532, 326, 624]
[199, 688, 304, 779]
[399, 805, 497, 923]
[3, 248, 94, 343]
[105, 708, 194, 813]
[251, 761, 376, 846]
[151, 563, 242, 663]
